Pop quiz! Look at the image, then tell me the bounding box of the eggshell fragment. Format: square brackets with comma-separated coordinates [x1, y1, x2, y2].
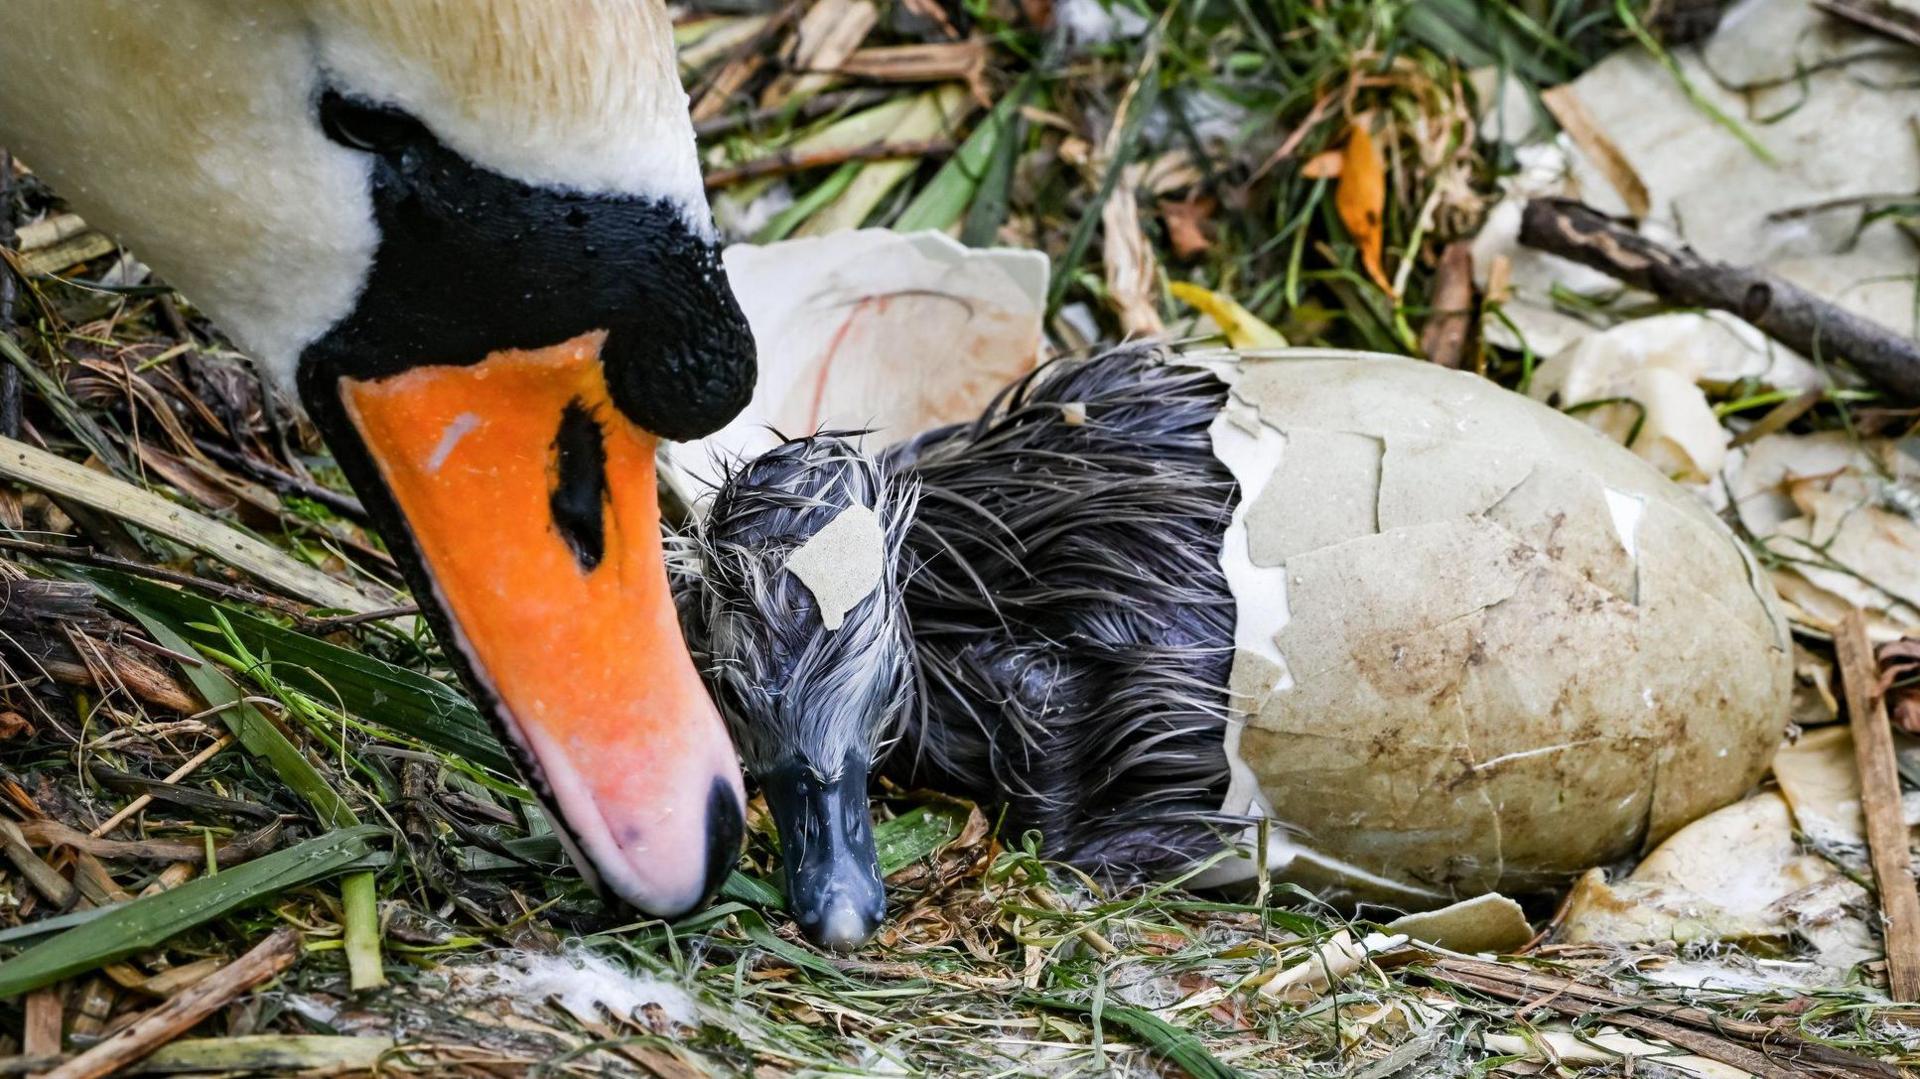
[783, 504, 885, 632]
[1385, 893, 1533, 955]
[670, 230, 1048, 500]
[1559, 792, 1834, 948]
[1731, 433, 1920, 641]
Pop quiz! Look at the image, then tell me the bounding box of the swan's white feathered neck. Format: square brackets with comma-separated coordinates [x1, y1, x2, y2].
[0, 0, 707, 398]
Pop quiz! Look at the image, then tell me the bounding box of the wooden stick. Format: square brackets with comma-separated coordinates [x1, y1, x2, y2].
[1435, 966, 1809, 1079]
[88, 734, 234, 838]
[833, 42, 988, 85]
[1412, 955, 1902, 1078]
[0, 821, 76, 906]
[693, 86, 894, 138]
[0, 536, 301, 614]
[189, 440, 368, 525]
[22, 985, 63, 1060]
[702, 137, 953, 188]
[19, 818, 280, 869]
[1517, 198, 1920, 401]
[41, 928, 299, 1079]
[1816, 0, 1920, 48]
[1835, 609, 1920, 1001]
[689, 3, 798, 123]
[1419, 241, 1475, 369]
[0, 438, 386, 613]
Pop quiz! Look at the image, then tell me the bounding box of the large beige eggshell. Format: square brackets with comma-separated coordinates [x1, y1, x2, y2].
[1199, 350, 1790, 906]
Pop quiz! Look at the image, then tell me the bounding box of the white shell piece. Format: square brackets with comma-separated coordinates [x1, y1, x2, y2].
[783, 504, 885, 632]
[666, 230, 1048, 501]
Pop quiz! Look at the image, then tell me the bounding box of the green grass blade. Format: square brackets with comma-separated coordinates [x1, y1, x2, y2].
[735, 909, 848, 980]
[724, 802, 971, 908]
[755, 162, 861, 243]
[90, 573, 359, 830]
[0, 331, 137, 482]
[959, 88, 1028, 248]
[1613, 0, 1776, 166]
[0, 906, 111, 949]
[720, 870, 786, 908]
[75, 568, 509, 775]
[1401, 0, 1570, 85]
[340, 870, 385, 990]
[1020, 996, 1243, 1079]
[84, 570, 390, 990]
[874, 802, 970, 876]
[1048, 56, 1160, 312]
[0, 826, 386, 998]
[896, 80, 1031, 234]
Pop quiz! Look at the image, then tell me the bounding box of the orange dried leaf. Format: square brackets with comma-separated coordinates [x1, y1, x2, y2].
[1300, 149, 1343, 180]
[1335, 122, 1392, 296]
[1159, 196, 1215, 260]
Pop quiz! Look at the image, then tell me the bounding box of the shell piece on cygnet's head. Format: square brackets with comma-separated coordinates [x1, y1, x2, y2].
[687, 436, 919, 950]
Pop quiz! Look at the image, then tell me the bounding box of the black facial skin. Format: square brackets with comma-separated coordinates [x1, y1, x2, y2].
[296, 92, 753, 915]
[763, 754, 886, 951]
[299, 92, 755, 436]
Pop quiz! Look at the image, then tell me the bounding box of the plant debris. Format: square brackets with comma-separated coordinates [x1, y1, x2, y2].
[0, 0, 1913, 1075]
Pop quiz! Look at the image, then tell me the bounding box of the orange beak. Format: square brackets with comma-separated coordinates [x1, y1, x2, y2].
[336, 331, 743, 916]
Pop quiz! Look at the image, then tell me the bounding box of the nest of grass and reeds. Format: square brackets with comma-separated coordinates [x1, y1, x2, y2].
[0, 1, 1914, 1075]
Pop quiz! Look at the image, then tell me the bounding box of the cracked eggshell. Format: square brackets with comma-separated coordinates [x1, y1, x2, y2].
[1730, 432, 1920, 640]
[1526, 313, 1825, 486]
[667, 230, 1049, 501]
[1204, 351, 1790, 906]
[1559, 791, 1849, 950]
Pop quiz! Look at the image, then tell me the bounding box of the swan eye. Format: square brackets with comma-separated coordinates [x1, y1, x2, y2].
[318, 91, 429, 155]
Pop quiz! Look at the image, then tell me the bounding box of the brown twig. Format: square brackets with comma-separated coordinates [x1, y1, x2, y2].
[1247, 92, 1337, 186]
[1419, 241, 1475, 369]
[1411, 955, 1903, 1078]
[1519, 197, 1920, 400]
[294, 605, 419, 635]
[693, 86, 895, 139]
[1816, 0, 1920, 48]
[1835, 609, 1920, 1001]
[191, 438, 368, 524]
[0, 535, 305, 614]
[833, 41, 989, 92]
[691, 2, 801, 123]
[25, 815, 281, 867]
[0, 149, 21, 441]
[42, 928, 300, 1079]
[34, 626, 200, 713]
[703, 137, 953, 188]
[88, 733, 236, 838]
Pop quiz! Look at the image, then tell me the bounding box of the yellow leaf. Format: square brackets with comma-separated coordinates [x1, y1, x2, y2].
[1335, 121, 1393, 296]
[1168, 282, 1287, 349]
